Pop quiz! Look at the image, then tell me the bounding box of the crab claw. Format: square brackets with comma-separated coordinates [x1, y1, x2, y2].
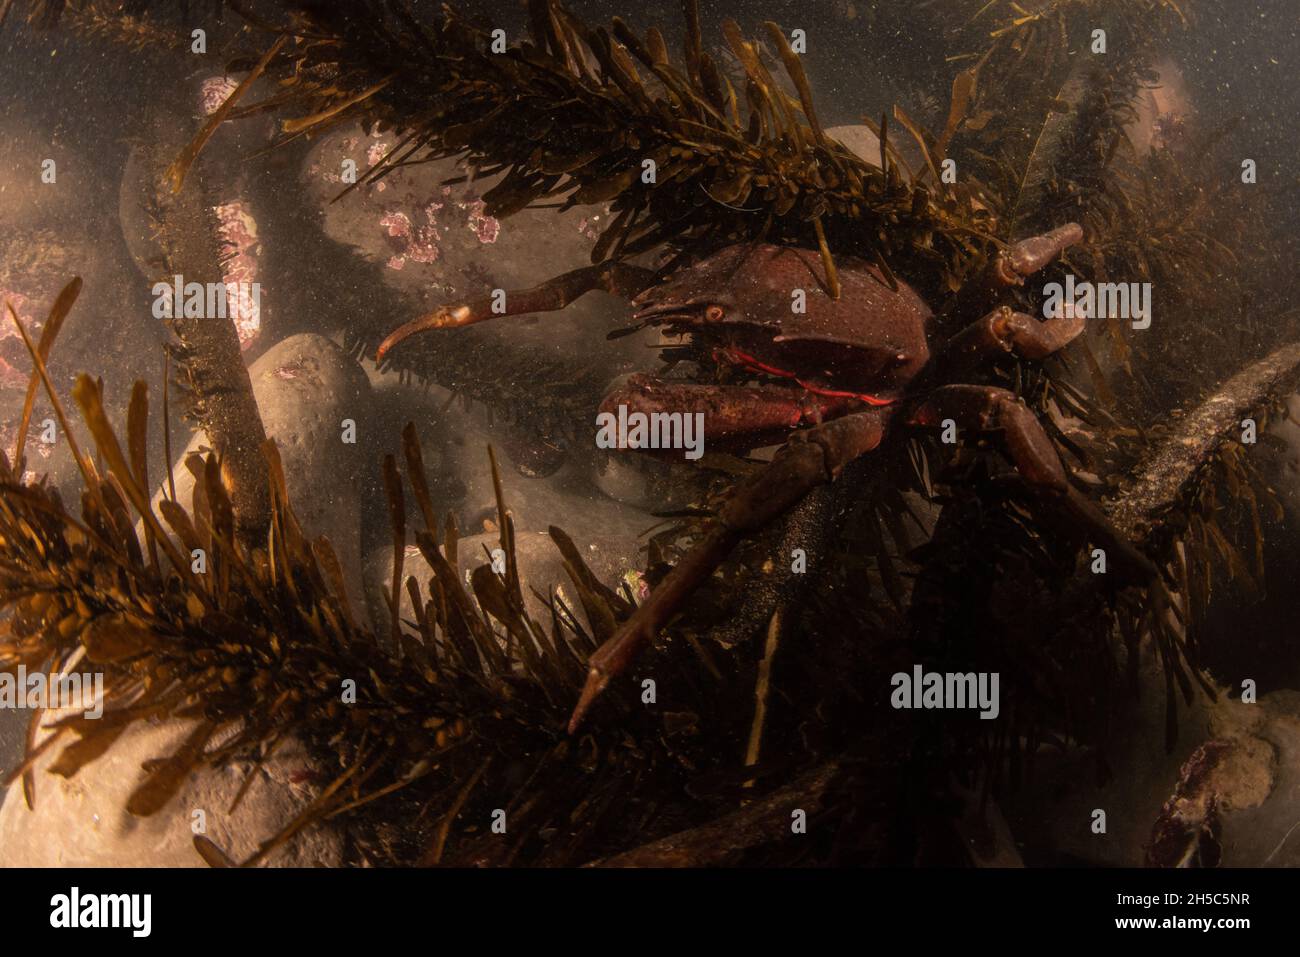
[629, 287, 704, 325]
[992, 223, 1084, 286]
[375, 306, 476, 362]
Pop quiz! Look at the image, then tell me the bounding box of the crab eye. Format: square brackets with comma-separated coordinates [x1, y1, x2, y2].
[705, 305, 725, 322]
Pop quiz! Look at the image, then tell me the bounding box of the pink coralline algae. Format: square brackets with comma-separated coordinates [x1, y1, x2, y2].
[198, 76, 240, 117]
[308, 162, 340, 184]
[465, 199, 500, 244]
[362, 160, 501, 272]
[307, 162, 342, 185]
[380, 207, 442, 270]
[214, 202, 261, 349]
[380, 211, 412, 240]
[270, 359, 320, 384]
[0, 289, 42, 389]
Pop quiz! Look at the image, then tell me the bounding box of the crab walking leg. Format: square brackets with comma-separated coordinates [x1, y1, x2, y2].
[375, 261, 657, 360]
[937, 305, 1087, 374]
[569, 408, 890, 733]
[990, 223, 1084, 287]
[906, 385, 1157, 578]
[600, 374, 862, 454]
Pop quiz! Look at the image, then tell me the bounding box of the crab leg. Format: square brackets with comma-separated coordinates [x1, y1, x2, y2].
[569, 408, 891, 732]
[600, 374, 861, 454]
[906, 384, 1156, 578]
[375, 261, 656, 361]
[937, 305, 1086, 375]
[990, 223, 1084, 287]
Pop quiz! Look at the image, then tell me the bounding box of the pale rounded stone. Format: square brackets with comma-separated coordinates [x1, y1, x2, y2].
[1002, 652, 1300, 867]
[1265, 395, 1300, 524]
[301, 124, 657, 384]
[590, 453, 664, 512]
[304, 128, 600, 291]
[0, 714, 342, 867]
[1124, 59, 1194, 156]
[365, 524, 645, 647]
[1194, 690, 1300, 867]
[3, 340, 369, 865]
[362, 414, 651, 640]
[150, 333, 372, 623]
[825, 124, 883, 166]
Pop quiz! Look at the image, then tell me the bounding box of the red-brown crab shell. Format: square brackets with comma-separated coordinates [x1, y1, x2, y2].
[633, 244, 934, 400]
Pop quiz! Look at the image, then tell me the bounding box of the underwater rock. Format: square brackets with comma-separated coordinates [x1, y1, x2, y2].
[302, 125, 670, 490]
[452, 441, 651, 572]
[302, 124, 657, 384]
[1265, 394, 1300, 524]
[0, 114, 158, 780]
[1149, 689, 1300, 868]
[360, 351, 654, 594]
[590, 451, 671, 512]
[363, 502, 649, 644]
[151, 333, 372, 622]
[119, 70, 277, 355]
[825, 124, 883, 166]
[1126, 59, 1195, 157]
[362, 410, 652, 640]
[825, 123, 928, 174]
[1, 120, 163, 499]
[365, 526, 643, 644]
[0, 713, 343, 867]
[306, 126, 588, 290]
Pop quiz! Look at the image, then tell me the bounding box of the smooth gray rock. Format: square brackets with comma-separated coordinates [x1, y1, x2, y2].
[363, 434, 651, 642]
[1, 337, 370, 867]
[150, 333, 372, 623]
[825, 124, 883, 165]
[0, 713, 343, 867]
[303, 124, 655, 381]
[365, 523, 646, 646]
[1191, 690, 1300, 867]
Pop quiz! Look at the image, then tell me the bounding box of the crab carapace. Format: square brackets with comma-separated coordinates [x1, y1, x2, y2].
[377, 222, 1156, 732]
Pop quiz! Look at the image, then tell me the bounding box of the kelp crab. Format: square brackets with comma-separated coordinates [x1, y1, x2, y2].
[377, 220, 1158, 731]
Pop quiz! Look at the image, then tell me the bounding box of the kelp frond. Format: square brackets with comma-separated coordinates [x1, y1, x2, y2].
[0, 279, 747, 866]
[162, 0, 999, 298]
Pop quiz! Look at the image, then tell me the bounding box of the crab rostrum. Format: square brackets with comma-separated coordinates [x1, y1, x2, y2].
[378, 222, 1155, 732]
